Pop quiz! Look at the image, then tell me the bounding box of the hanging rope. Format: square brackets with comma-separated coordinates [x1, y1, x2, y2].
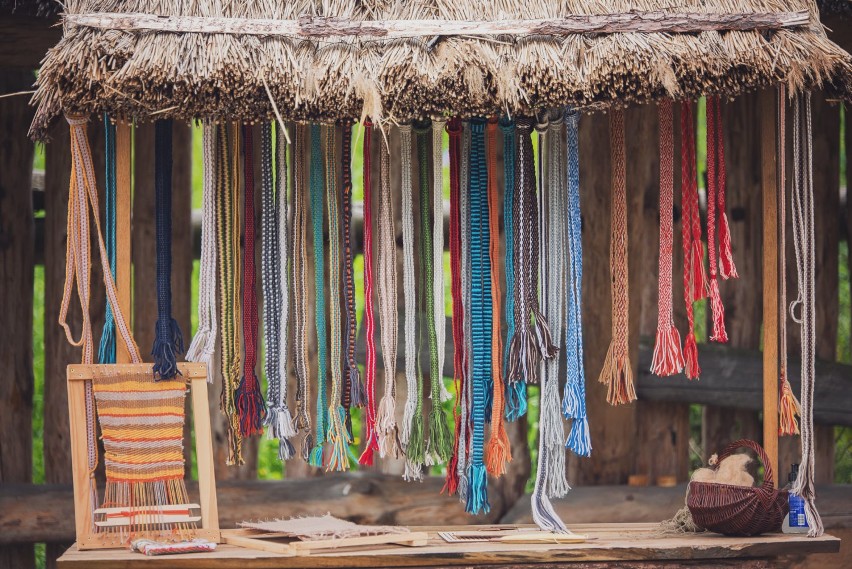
[714, 99, 738, 281]
[485, 118, 511, 477]
[598, 109, 636, 405]
[324, 124, 351, 472]
[151, 119, 184, 380]
[680, 101, 704, 379]
[236, 125, 266, 437]
[359, 120, 380, 466]
[216, 123, 243, 465]
[540, 111, 570, 497]
[293, 124, 313, 460]
[465, 118, 490, 515]
[706, 96, 729, 343]
[341, 120, 366, 439]
[777, 86, 802, 437]
[309, 123, 329, 467]
[186, 123, 218, 379]
[790, 92, 823, 537]
[444, 117, 465, 495]
[651, 100, 685, 377]
[432, 118, 452, 404]
[62, 115, 144, 528]
[98, 114, 117, 365]
[561, 109, 591, 457]
[399, 123, 419, 456]
[499, 118, 526, 422]
[375, 126, 401, 459]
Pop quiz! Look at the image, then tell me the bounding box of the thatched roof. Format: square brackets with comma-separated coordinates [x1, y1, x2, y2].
[30, 0, 852, 138]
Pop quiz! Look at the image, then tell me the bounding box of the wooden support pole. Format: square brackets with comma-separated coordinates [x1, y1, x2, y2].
[115, 122, 133, 364]
[760, 88, 779, 487]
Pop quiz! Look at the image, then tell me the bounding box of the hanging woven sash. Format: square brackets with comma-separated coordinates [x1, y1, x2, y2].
[706, 96, 729, 343]
[458, 120, 473, 502]
[151, 119, 185, 380]
[417, 121, 452, 469]
[216, 123, 243, 464]
[236, 125, 267, 437]
[262, 122, 297, 460]
[309, 123, 330, 467]
[562, 108, 591, 457]
[508, 117, 557, 387]
[777, 87, 801, 437]
[399, 123, 419, 456]
[341, 120, 366, 438]
[293, 124, 313, 459]
[445, 117, 465, 495]
[98, 114, 117, 365]
[485, 118, 511, 477]
[651, 100, 685, 377]
[790, 92, 823, 537]
[499, 118, 526, 422]
[359, 120, 380, 466]
[324, 123, 351, 472]
[465, 118, 491, 515]
[375, 126, 401, 459]
[186, 123, 218, 378]
[62, 115, 144, 525]
[680, 101, 705, 379]
[431, 118, 452, 404]
[598, 109, 636, 405]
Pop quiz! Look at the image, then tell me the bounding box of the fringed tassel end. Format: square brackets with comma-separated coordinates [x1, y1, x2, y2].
[567, 416, 592, 457]
[505, 380, 528, 421]
[561, 381, 580, 419]
[98, 320, 116, 365]
[650, 325, 685, 376]
[508, 330, 539, 384]
[683, 331, 701, 380]
[326, 407, 351, 472]
[278, 438, 296, 461]
[266, 405, 298, 460]
[546, 449, 570, 500]
[428, 407, 453, 464]
[689, 241, 708, 302]
[301, 433, 314, 464]
[151, 317, 184, 380]
[349, 368, 367, 408]
[804, 498, 824, 537]
[532, 307, 559, 360]
[185, 328, 215, 382]
[464, 463, 490, 515]
[531, 492, 567, 533]
[308, 441, 324, 468]
[404, 416, 425, 481]
[598, 342, 636, 405]
[708, 279, 728, 343]
[779, 376, 802, 436]
[235, 374, 267, 437]
[442, 415, 462, 495]
[358, 430, 379, 466]
[376, 394, 400, 458]
[719, 213, 739, 280]
[485, 424, 512, 478]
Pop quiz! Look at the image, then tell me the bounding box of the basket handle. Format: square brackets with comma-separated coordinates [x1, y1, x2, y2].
[715, 438, 775, 492]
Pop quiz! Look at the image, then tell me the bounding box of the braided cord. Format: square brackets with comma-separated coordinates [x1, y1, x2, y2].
[706, 97, 729, 343]
[680, 101, 703, 379]
[260, 123, 281, 429]
[152, 119, 185, 380]
[359, 121, 380, 465]
[399, 124, 418, 451]
[309, 123, 329, 466]
[98, 114, 117, 365]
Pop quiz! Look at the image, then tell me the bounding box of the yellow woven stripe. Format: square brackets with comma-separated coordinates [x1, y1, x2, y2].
[94, 380, 186, 393]
[107, 453, 185, 465]
[107, 468, 185, 482]
[96, 404, 184, 415]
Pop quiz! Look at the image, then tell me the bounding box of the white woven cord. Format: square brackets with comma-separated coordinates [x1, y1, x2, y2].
[432, 119, 452, 402]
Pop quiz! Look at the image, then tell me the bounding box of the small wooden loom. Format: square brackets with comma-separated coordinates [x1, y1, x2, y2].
[67, 362, 220, 550]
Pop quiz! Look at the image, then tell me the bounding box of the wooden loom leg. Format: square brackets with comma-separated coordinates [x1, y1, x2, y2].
[192, 377, 220, 537]
[760, 89, 779, 486]
[67, 375, 93, 547]
[115, 122, 133, 365]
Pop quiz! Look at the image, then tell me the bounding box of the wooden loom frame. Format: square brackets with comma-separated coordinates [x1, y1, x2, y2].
[65, 123, 220, 550]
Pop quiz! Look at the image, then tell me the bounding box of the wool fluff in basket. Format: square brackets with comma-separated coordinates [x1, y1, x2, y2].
[691, 453, 754, 487]
[92, 367, 196, 542]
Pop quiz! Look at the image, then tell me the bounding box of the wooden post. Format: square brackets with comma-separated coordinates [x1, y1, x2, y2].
[0, 67, 35, 569]
[760, 88, 779, 486]
[115, 123, 133, 364]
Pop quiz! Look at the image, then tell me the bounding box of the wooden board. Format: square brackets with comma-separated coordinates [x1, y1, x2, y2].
[222, 529, 429, 555]
[57, 523, 840, 568]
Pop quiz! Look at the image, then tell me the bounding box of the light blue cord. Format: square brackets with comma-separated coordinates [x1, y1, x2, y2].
[98, 113, 116, 365]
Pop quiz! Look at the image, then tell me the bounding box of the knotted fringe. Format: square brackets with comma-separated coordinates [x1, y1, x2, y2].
[683, 331, 701, 380]
[326, 408, 351, 472]
[152, 119, 184, 380]
[404, 416, 425, 481]
[266, 404, 298, 460]
[505, 382, 528, 422]
[376, 394, 401, 459]
[567, 415, 591, 458]
[236, 373, 266, 437]
[465, 463, 490, 515]
[651, 326, 685, 377]
[708, 279, 728, 343]
[600, 342, 637, 406]
[719, 213, 739, 280]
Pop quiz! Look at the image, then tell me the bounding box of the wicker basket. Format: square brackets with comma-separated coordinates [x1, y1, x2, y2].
[687, 439, 788, 536]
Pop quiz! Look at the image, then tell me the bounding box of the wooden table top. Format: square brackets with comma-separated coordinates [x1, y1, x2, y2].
[57, 523, 841, 568]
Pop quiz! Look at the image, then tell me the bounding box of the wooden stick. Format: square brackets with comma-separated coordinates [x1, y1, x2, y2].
[760, 88, 779, 487]
[67, 362, 208, 380]
[66, 11, 810, 38]
[115, 122, 133, 365]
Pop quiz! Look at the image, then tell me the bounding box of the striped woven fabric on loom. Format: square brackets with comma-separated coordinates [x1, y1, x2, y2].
[91, 367, 197, 540]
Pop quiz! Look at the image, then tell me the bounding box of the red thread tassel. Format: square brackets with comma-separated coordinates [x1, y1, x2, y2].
[688, 240, 707, 302]
[651, 326, 685, 377]
[719, 213, 738, 279]
[708, 278, 728, 343]
[779, 373, 801, 436]
[682, 331, 701, 380]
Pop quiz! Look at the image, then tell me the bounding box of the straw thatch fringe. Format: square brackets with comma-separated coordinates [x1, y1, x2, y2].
[30, 0, 852, 139]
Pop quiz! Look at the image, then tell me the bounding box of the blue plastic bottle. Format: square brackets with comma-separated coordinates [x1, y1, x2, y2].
[782, 463, 809, 534]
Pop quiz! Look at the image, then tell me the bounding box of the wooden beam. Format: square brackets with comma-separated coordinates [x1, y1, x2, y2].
[66, 11, 811, 38]
[114, 122, 132, 364]
[0, 66, 35, 569]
